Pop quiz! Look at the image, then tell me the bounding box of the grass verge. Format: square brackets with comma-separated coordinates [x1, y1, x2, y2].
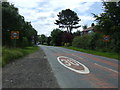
[2, 46, 39, 67]
[64, 46, 119, 60]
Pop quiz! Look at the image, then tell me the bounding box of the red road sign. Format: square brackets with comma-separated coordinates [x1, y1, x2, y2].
[11, 31, 19, 39]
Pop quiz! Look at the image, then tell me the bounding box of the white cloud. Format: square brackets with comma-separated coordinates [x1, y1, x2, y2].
[8, 0, 43, 8]
[8, 0, 103, 36]
[79, 16, 95, 22]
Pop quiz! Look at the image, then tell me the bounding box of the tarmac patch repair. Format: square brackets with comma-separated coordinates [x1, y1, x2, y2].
[57, 56, 90, 74]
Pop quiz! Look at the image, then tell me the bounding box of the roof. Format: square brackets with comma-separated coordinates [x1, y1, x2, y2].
[82, 27, 94, 32]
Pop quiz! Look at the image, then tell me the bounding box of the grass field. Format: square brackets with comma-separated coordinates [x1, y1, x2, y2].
[2, 46, 39, 67]
[64, 46, 119, 60]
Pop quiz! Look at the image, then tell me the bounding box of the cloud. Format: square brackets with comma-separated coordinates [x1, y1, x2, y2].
[79, 16, 95, 22]
[8, 0, 42, 8]
[8, 0, 103, 36]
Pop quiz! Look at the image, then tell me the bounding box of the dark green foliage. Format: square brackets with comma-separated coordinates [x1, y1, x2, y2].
[38, 34, 47, 45]
[72, 33, 105, 50]
[93, 2, 120, 34]
[2, 2, 38, 47]
[92, 2, 120, 53]
[55, 9, 81, 33]
[72, 35, 92, 49]
[51, 29, 63, 46]
[73, 30, 81, 36]
[91, 23, 95, 27]
[82, 25, 88, 29]
[72, 31, 120, 53]
[110, 31, 120, 53]
[46, 37, 51, 45]
[22, 37, 29, 47]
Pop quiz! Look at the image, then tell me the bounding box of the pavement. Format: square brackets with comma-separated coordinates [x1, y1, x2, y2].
[39, 45, 119, 88]
[2, 47, 59, 88]
[2, 45, 119, 89]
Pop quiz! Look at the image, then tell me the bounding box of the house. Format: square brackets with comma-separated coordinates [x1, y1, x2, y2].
[81, 27, 94, 35]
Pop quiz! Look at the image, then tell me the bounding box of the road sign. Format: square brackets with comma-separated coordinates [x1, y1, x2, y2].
[103, 35, 110, 42]
[11, 31, 19, 39]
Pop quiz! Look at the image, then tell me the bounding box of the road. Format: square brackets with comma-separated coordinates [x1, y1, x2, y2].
[39, 45, 119, 88]
[2, 48, 59, 88]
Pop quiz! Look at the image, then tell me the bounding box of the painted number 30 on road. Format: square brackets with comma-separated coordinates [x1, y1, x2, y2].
[57, 56, 90, 74]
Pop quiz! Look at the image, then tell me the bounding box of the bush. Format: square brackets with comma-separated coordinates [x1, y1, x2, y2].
[72, 34, 93, 49]
[110, 31, 120, 53]
[72, 33, 105, 50]
[72, 32, 120, 54]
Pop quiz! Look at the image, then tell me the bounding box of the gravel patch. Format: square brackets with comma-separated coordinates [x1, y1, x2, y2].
[2, 48, 59, 88]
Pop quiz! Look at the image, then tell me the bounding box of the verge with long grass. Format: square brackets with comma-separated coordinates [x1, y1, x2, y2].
[2, 46, 39, 67]
[64, 46, 119, 60]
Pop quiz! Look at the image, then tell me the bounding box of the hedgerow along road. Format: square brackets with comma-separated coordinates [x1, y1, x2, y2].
[39, 45, 119, 88]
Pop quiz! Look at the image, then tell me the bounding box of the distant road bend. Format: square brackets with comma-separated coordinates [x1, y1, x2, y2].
[40, 45, 119, 88]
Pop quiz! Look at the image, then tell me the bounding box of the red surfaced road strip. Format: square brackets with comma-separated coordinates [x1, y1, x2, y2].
[52, 53, 118, 73]
[84, 73, 117, 88]
[73, 54, 118, 76]
[76, 53, 118, 68]
[72, 54, 118, 88]
[52, 53, 118, 88]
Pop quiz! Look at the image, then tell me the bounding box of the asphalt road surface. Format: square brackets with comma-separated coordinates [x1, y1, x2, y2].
[39, 45, 119, 88]
[2, 48, 59, 88]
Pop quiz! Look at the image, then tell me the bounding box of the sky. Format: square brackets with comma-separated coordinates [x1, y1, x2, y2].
[8, 0, 104, 36]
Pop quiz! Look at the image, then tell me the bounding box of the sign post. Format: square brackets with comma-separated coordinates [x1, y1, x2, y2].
[103, 35, 110, 48]
[11, 31, 19, 48]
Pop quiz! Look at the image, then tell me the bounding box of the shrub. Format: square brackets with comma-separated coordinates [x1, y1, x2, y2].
[72, 33, 105, 50]
[110, 31, 120, 53]
[72, 34, 92, 49]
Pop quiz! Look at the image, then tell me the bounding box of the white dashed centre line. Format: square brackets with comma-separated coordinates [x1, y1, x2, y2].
[94, 63, 118, 73]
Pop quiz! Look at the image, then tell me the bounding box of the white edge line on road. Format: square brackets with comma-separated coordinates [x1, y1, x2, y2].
[94, 63, 118, 73]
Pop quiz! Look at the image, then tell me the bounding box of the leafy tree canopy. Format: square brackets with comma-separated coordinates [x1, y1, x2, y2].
[55, 9, 81, 33]
[51, 28, 63, 46]
[38, 34, 46, 44]
[2, 2, 38, 47]
[93, 2, 120, 34]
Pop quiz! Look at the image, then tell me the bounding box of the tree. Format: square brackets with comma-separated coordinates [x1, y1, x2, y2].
[93, 2, 120, 34]
[93, 2, 120, 52]
[51, 29, 63, 46]
[82, 24, 88, 29]
[55, 9, 81, 33]
[91, 23, 95, 27]
[39, 34, 46, 45]
[2, 2, 38, 47]
[62, 31, 73, 44]
[46, 36, 51, 45]
[73, 30, 81, 36]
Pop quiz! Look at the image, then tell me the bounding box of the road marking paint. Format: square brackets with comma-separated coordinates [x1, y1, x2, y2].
[94, 63, 118, 73]
[57, 56, 90, 74]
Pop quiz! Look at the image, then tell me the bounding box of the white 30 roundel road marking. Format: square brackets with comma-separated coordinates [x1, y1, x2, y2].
[57, 56, 90, 74]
